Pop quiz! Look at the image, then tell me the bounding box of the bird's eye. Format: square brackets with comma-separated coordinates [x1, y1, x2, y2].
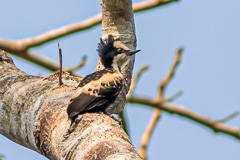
[116, 48, 123, 53]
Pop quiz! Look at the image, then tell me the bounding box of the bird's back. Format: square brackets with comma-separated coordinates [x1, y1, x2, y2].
[67, 68, 123, 119]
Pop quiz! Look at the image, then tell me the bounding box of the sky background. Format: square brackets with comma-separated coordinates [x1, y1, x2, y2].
[0, 0, 240, 160]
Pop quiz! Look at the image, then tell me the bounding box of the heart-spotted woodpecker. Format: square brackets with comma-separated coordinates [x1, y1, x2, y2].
[67, 34, 140, 124]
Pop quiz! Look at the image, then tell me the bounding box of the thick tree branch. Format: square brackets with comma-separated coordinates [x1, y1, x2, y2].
[97, 0, 138, 115]
[127, 96, 240, 140]
[0, 0, 178, 72]
[0, 50, 141, 159]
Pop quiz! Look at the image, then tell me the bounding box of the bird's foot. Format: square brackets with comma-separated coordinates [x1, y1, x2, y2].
[108, 114, 123, 128]
[67, 116, 83, 134]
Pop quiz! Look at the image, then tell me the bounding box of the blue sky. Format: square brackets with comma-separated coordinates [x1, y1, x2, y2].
[0, 0, 240, 160]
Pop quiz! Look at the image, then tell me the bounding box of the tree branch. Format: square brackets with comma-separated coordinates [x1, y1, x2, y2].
[139, 109, 161, 160]
[0, 0, 179, 72]
[133, 0, 179, 13]
[98, 0, 138, 115]
[127, 96, 240, 140]
[0, 0, 178, 52]
[128, 65, 150, 96]
[121, 65, 150, 136]
[0, 49, 141, 159]
[139, 47, 183, 159]
[64, 55, 87, 74]
[0, 14, 102, 53]
[157, 47, 183, 99]
[17, 49, 82, 76]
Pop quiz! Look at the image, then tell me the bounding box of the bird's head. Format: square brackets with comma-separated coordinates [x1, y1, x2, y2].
[97, 34, 141, 71]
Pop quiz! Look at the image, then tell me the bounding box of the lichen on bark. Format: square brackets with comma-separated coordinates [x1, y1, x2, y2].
[0, 49, 141, 159]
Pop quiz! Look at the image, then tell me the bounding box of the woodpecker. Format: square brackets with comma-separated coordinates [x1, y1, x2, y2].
[67, 34, 140, 123]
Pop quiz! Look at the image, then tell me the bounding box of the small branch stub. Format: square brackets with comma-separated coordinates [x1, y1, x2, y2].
[58, 42, 63, 86]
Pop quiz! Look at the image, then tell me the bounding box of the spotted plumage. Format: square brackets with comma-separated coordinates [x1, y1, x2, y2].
[67, 34, 140, 122]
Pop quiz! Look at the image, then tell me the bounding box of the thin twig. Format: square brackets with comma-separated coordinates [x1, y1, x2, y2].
[165, 90, 183, 102]
[139, 47, 183, 160]
[128, 65, 150, 96]
[119, 65, 150, 137]
[216, 111, 240, 123]
[58, 43, 63, 86]
[139, 109, 162, 160]
[157, 47, 183, 100]
[127, 96, 240, 140]
[64, 55, 87, 73]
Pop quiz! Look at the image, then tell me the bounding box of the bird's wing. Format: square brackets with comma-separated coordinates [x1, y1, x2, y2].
[67, 71, 122, 119]
[67, 91, 106, 119]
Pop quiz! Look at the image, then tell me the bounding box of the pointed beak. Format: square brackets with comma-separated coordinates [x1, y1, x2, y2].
[125, 50, 141, 56]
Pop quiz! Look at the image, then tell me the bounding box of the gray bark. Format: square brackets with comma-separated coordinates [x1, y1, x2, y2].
[96, 0, 138, 114]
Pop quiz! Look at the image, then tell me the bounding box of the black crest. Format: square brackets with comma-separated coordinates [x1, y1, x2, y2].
[97, 34, 115, 68]
[97, 34, 115, 57]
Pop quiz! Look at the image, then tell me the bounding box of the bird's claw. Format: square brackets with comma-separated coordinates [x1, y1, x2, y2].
[109, 114, 123, 127]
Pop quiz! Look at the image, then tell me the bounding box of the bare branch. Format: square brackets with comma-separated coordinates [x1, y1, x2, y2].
[0, 14, 102, 53]
[0, 0, 179, 73]
[128, 65, 150, 96]
[118, 65, 150, 140]
[158, 47, 183, 99]
[18, 49, 81, 76]
[139, 109, 162, 160]
[139, 47, 183, 159]
[165, 90, 183, 102]
[0, 0, 178, 53]
[64, 55, 87, 73]
[127, 96, 240, 140]
[216, 111, 240, 123]
[23, 50, 61, 71]
[133, 0, 179, 13]
[10, 49, 68, 77]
